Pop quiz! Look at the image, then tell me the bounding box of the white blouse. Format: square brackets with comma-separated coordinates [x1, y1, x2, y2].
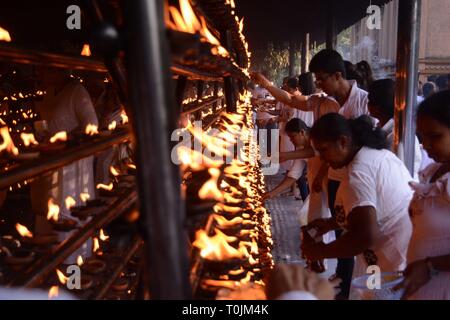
[336, 147, 413, 287]
[407, 163, 450, 300]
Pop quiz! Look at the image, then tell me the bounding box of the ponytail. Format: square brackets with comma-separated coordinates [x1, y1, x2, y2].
[310, 113, 388, 150]
[348, 115, 388, 149]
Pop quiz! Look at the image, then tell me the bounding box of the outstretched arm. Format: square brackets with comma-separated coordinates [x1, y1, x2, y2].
[251, 73, 313, 111]
[302, 206, 379, 260]
[263, 176, 297, 200]
[280, 146, 315, 162]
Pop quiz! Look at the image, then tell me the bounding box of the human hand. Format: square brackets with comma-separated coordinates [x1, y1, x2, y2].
[266, 264, 336, 300]
[250, 72, 272, 88]
[306, 218, 334, 237]
[301, 241, 326, 262]
[261, 192, 273, 202]
[394, 259, 431, 300]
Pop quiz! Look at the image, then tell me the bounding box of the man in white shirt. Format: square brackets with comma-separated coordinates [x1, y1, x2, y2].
[251, 49, 369, 120]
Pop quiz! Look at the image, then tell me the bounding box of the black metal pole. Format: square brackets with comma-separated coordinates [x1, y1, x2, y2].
[221, 29, 237, 113]
[301, 33, 309, 74]
[394, 0, 421, 175]
[212, 82, 220, 112]
[289, 40, 296, 76]
[123, 0, 191, 299]
[326, 3, 336, 50]
[195, 80, 205, 120]
[82, 0, 129, 109]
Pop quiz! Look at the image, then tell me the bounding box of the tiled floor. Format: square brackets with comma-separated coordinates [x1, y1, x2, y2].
[265, 172, 337, 279]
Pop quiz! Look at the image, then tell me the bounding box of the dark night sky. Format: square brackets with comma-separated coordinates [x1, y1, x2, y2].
[235, 0, 391, 49]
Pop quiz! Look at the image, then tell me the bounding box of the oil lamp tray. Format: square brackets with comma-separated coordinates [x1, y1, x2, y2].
[82, 258, 107, 275]
[4, 249, 35, 265]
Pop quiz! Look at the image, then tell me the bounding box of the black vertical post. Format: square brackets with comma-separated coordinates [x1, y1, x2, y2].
[123, 0, 191, 299]
[301, 33, 309, 74]
[289, 39, 296, 76]
[82, 0, 129, 109]
[212, 81, 219, 112]
[221, 29, 237, 113]
[176, 76, 188, 108]
[195, 80, 205, 120]
[236, 52, 245, 94]
[326, 3, 336, 49]
[394, 0, 422, 176]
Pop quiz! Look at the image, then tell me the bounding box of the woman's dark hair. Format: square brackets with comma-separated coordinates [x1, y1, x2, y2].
[344, 60, 360, 83]
[422, 82, 436, 99]
[309, 49, 346, 78]
[368, 79, 395, 119]
[310, 113, 389, 150]
[298, 72, 316, 95]
[417, 89, 450, 128]
[356, 60, 374, 90]
[427, 75, 438, 83]
[344, 60, 374, 91]
[286, 77, 298, 90]
[436, 75, 449, 91]
[285, 118, 310, 133]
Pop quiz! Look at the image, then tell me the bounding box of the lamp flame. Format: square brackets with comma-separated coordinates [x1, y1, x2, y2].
[110, 166, 120, 177]
[65, 196, 76, 210]
[108, 121, 117, 131]
[96, 183, 114, 191]
[85, 124, 99, 136]
[81, 44, 91, 57]
[198, 168, 224, 201]
[48, 286, 59, 299]
[49, 131, 67, 143]
[56, 269, 68, 285]
[93, 237, 100, 253]
[0, 127, 19, 155]
[20, 133, 38, 147]
[15, 223, 33, 238]
[120, 112, 129, 124]
[0, 26, 11, 42]
[47, 198, 60, 222]
[99, 229, 109, 241]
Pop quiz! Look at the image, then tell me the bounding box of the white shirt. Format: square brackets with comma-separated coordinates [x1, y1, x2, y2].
[338, 147, 413, 279]
[382, 119, 422, 181]
[251, 86, 275, 121]
[251, 86, 269, 99]
[338, 80, 369, 119]
[407, 163, 450, 299]
[32, 81, 98, 265]
[341, 147, 413, 229]
[287, 158, 306, 180]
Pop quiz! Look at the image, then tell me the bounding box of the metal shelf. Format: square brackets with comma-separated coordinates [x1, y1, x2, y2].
[91, 235, 143, 300]
[9, 189, 138, 288]
[0, 128, 131, 190]
[0, 43, 107, 73]
[181, 96, 224, 115]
